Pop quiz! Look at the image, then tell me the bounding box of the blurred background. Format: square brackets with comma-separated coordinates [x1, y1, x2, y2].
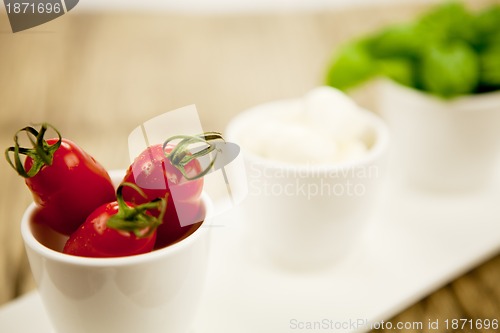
[73, 0, 443, 12]
[1, 0, 500, 330]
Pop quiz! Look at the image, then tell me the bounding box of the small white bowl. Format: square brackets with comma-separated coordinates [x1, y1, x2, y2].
[378, 79, 500, 191]
[226, 97, 390, 270]
[21, 171, 212, 333]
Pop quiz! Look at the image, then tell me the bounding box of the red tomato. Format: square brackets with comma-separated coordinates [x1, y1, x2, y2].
[156, 198, 204, 249]
[63, 183, 165, 258]
[6, 124, 116, 235]
[122, 144, 204, 249]
[124, 143, 203, 203]
[62, 202, 155, 258]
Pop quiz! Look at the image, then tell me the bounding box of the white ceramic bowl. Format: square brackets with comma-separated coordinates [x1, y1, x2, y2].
[226, 98, 390, 270]
[21, 171, 212, 333]
[378, 79, 500, 191]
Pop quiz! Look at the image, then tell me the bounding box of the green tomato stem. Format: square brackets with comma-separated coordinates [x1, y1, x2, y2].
[163, 132, 225, 181]
[5, 123, 62, 178]
[107, 182, 166, 238]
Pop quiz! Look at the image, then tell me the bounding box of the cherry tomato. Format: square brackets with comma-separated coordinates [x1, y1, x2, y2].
[5, 124, 116, 235]
[122, 144, 204, 249]
[63, 183, 165, 258]
[122, 132, 223, 249]
[124, 143, 203, 203]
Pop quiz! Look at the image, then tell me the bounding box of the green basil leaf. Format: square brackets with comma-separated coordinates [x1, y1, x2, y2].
[365, 23, 429, 59]
[479, 45, 500, 86]
[376, 58, 416, 87]
[420, 42, 479, 98]
[325, 41, 377, 91]
[417, 2, 476, 45]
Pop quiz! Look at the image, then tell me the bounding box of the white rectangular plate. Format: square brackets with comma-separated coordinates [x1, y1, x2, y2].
[1, 174, 500, 333]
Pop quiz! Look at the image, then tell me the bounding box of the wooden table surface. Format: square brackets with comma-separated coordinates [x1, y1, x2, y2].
[1, 2, 500, 332]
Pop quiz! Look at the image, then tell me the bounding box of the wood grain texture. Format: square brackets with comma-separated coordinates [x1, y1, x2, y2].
[0, 1, 499, 329]
[373, 255, 500, 333]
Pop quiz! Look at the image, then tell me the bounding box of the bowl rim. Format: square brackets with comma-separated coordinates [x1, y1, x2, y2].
[225, 98, 390, 172]
[21, 187, 212, 268]
[378, 78, 500, 111]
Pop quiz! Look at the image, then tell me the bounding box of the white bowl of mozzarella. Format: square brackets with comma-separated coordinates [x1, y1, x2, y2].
[226, 86, 390, 270]
[235, 87, 380, 166]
